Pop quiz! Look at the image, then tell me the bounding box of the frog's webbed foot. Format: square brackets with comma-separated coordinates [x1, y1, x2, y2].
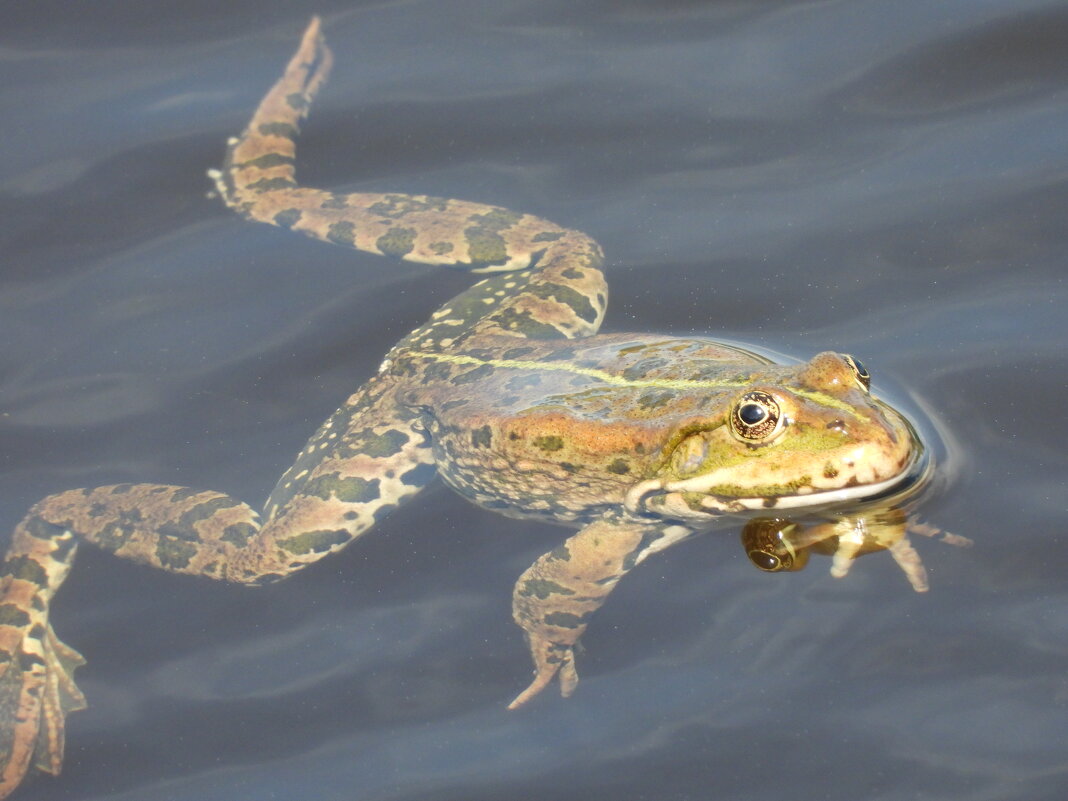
[209, 15, 334, 207]
[507, 634, 581, 710]
[0, 622, 85, 796]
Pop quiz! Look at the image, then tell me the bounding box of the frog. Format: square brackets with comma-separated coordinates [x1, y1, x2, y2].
[0, 17, 929, 797]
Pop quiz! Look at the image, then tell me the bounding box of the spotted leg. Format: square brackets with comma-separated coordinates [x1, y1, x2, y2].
[508, 517, 692, 709]
[0, 378, 434, 796]
[209, 16, 608, 349]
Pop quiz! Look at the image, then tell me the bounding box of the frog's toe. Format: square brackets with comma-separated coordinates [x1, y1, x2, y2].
[0, 625, 85, 796]
[507, 642, 579, 710]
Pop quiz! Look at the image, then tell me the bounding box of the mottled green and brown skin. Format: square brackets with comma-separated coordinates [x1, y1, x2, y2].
[0, 18, 923, 796]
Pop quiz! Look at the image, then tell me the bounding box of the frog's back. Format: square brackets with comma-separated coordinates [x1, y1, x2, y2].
[391, 334, 773, 523]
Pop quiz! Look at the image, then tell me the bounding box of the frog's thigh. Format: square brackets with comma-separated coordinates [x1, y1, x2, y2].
[246, 383, 436, 578]
[509, 518, 691, 707]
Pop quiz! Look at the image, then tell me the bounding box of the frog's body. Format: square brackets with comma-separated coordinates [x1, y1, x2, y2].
[0, 18, 923, 797]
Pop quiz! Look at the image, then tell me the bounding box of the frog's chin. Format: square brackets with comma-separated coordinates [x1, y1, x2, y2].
[625, 450, 926, 518]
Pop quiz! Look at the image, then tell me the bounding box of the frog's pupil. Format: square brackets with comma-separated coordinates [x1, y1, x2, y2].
[739, 404, 766, 425]
[853, 358, 868, 377]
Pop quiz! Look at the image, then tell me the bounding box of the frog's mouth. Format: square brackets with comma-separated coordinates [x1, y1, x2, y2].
[624, 448, 927, 518]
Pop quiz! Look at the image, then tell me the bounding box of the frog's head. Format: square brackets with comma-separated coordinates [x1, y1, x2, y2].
[625, 352, 921, 521]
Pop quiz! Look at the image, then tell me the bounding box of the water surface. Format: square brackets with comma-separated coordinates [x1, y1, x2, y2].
[2, 1, 1066, 799]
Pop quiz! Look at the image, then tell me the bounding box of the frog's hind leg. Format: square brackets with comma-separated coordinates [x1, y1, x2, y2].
[210, 17, 608, 344]
[0, 380, 435, 796]
[0, 520, 86, 796]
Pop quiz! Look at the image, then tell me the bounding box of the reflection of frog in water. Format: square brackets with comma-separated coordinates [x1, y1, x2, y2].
[0, 17, 952, 797]
[742, 509, 970, 592]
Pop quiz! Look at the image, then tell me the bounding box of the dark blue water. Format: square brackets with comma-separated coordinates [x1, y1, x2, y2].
[2, 1, 1066, 799]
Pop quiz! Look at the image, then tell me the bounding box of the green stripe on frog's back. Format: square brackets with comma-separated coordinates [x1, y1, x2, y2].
[401, 349, 867, 418]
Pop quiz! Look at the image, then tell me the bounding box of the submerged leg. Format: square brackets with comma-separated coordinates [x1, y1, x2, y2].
[0, 379, 435, 796]
[509, 517, 692, 709]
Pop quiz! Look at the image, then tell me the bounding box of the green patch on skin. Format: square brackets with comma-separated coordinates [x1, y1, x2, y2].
[519, 579, 575, 599]
[359, 429, 410, 458]
[638, 390, 676, 410]
[222, 522, 257, 547]
[532, 231, 564, 242]
[247, 177, 297, 192]
[560, 267, 585, 279]
[623, 358, 669, 381]
[421, 362, 454, 383]
[95, 521, 136, 552]
[548, 543, 571, 561]
[0, 556, 47, 587]
[492, 308, 563, 339]
[327, 220, 357, 246]
[502, 346, 536, 360]
[464, 228, 508, 265]
[0, 604, 30, 626]
[182, 497, 242, 529]
[170, 488, 201, 502]
[471, 425, 493, 448]
[533, 436, 564, 452]
[377, 227, 417, 257]
[368, 194, 449, 218]
[452, 364, 495, 385]
[274, 208, 303, 228]
[606, 459, 630, 475]
[21, 517, 65, 542]
[304, 473, 381, 503]
[278, 529, 350, 555]
[321, 196, 348, 210]
[542, 346, 578, 362]
[823, 463, 839, 479]
[239, 153, 295, 170]
[543, 611, 585, 628]
[257, 122, 299, 139]
[110, 484, 134, 494]
[156, 538, 197, 570]
[430, 241, 454, 255]
[285, 92, 309, 111]
[463, 208, 523, 266]
[524, 283, 599, 324]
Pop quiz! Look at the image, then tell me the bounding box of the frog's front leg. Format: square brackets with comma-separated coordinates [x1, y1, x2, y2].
[508, 516, 692, 709]
[0, 379, 434, 797]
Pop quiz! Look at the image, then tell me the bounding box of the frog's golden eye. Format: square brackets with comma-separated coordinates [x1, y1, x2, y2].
[843, 354, 870, 391]
[730, 390, 784, 442]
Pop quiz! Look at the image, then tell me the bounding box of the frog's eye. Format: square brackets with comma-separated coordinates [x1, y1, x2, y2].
[730, 390, 784, 443]
[843, 354, 870, 391]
